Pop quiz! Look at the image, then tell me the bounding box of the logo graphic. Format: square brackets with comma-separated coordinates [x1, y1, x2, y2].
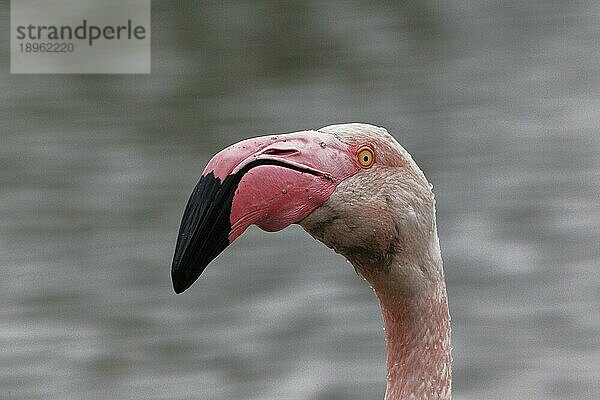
[11, 0, 151, 74]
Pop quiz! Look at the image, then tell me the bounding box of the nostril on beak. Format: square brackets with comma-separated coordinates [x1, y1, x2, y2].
[262, 148, 299, 156]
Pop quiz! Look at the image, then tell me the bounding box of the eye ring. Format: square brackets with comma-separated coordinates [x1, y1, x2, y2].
[357, 147, 374, 168]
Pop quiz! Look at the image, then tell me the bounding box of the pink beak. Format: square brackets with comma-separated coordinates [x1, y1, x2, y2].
[171, 130, 360, 293]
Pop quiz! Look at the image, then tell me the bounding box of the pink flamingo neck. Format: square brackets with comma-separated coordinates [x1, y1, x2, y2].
[366, 249, 452, 399]
[379, 287, 451, 399]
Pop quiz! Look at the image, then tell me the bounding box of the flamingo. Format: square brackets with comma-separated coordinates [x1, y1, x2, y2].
[172, 123, 452, 399]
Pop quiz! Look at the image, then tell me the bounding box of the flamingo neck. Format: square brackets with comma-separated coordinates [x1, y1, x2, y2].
[380, 286, 451, 399]
[367, 251, 451, 399]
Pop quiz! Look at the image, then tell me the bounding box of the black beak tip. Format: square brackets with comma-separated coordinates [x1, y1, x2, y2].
[170, 170, 237, 295]
[171, 269, 184, 294]
[172, 280, 185, 294]
[171, 268, 190, 294]
[173, 284, 186, 295]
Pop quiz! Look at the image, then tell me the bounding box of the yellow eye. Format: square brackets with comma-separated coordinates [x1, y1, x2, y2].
[357, 147, 374, 168]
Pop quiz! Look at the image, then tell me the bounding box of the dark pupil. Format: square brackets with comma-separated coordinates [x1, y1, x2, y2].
[363, 155, 369, 162]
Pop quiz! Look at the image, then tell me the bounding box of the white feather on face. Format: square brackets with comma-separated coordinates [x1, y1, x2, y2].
[300, 124, 452, 400]
[299, 123, 437, 276]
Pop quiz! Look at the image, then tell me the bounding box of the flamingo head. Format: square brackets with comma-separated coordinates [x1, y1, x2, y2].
[171, 123, 434, 294]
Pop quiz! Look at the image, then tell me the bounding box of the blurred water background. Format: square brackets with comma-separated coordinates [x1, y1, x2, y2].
[1, 1, 599, 399]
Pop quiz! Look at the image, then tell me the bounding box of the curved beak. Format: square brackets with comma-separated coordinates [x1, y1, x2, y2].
[171, 130, 359, 294]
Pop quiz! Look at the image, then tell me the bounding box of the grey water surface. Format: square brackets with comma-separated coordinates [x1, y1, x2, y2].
[1, 1, 599, 399]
